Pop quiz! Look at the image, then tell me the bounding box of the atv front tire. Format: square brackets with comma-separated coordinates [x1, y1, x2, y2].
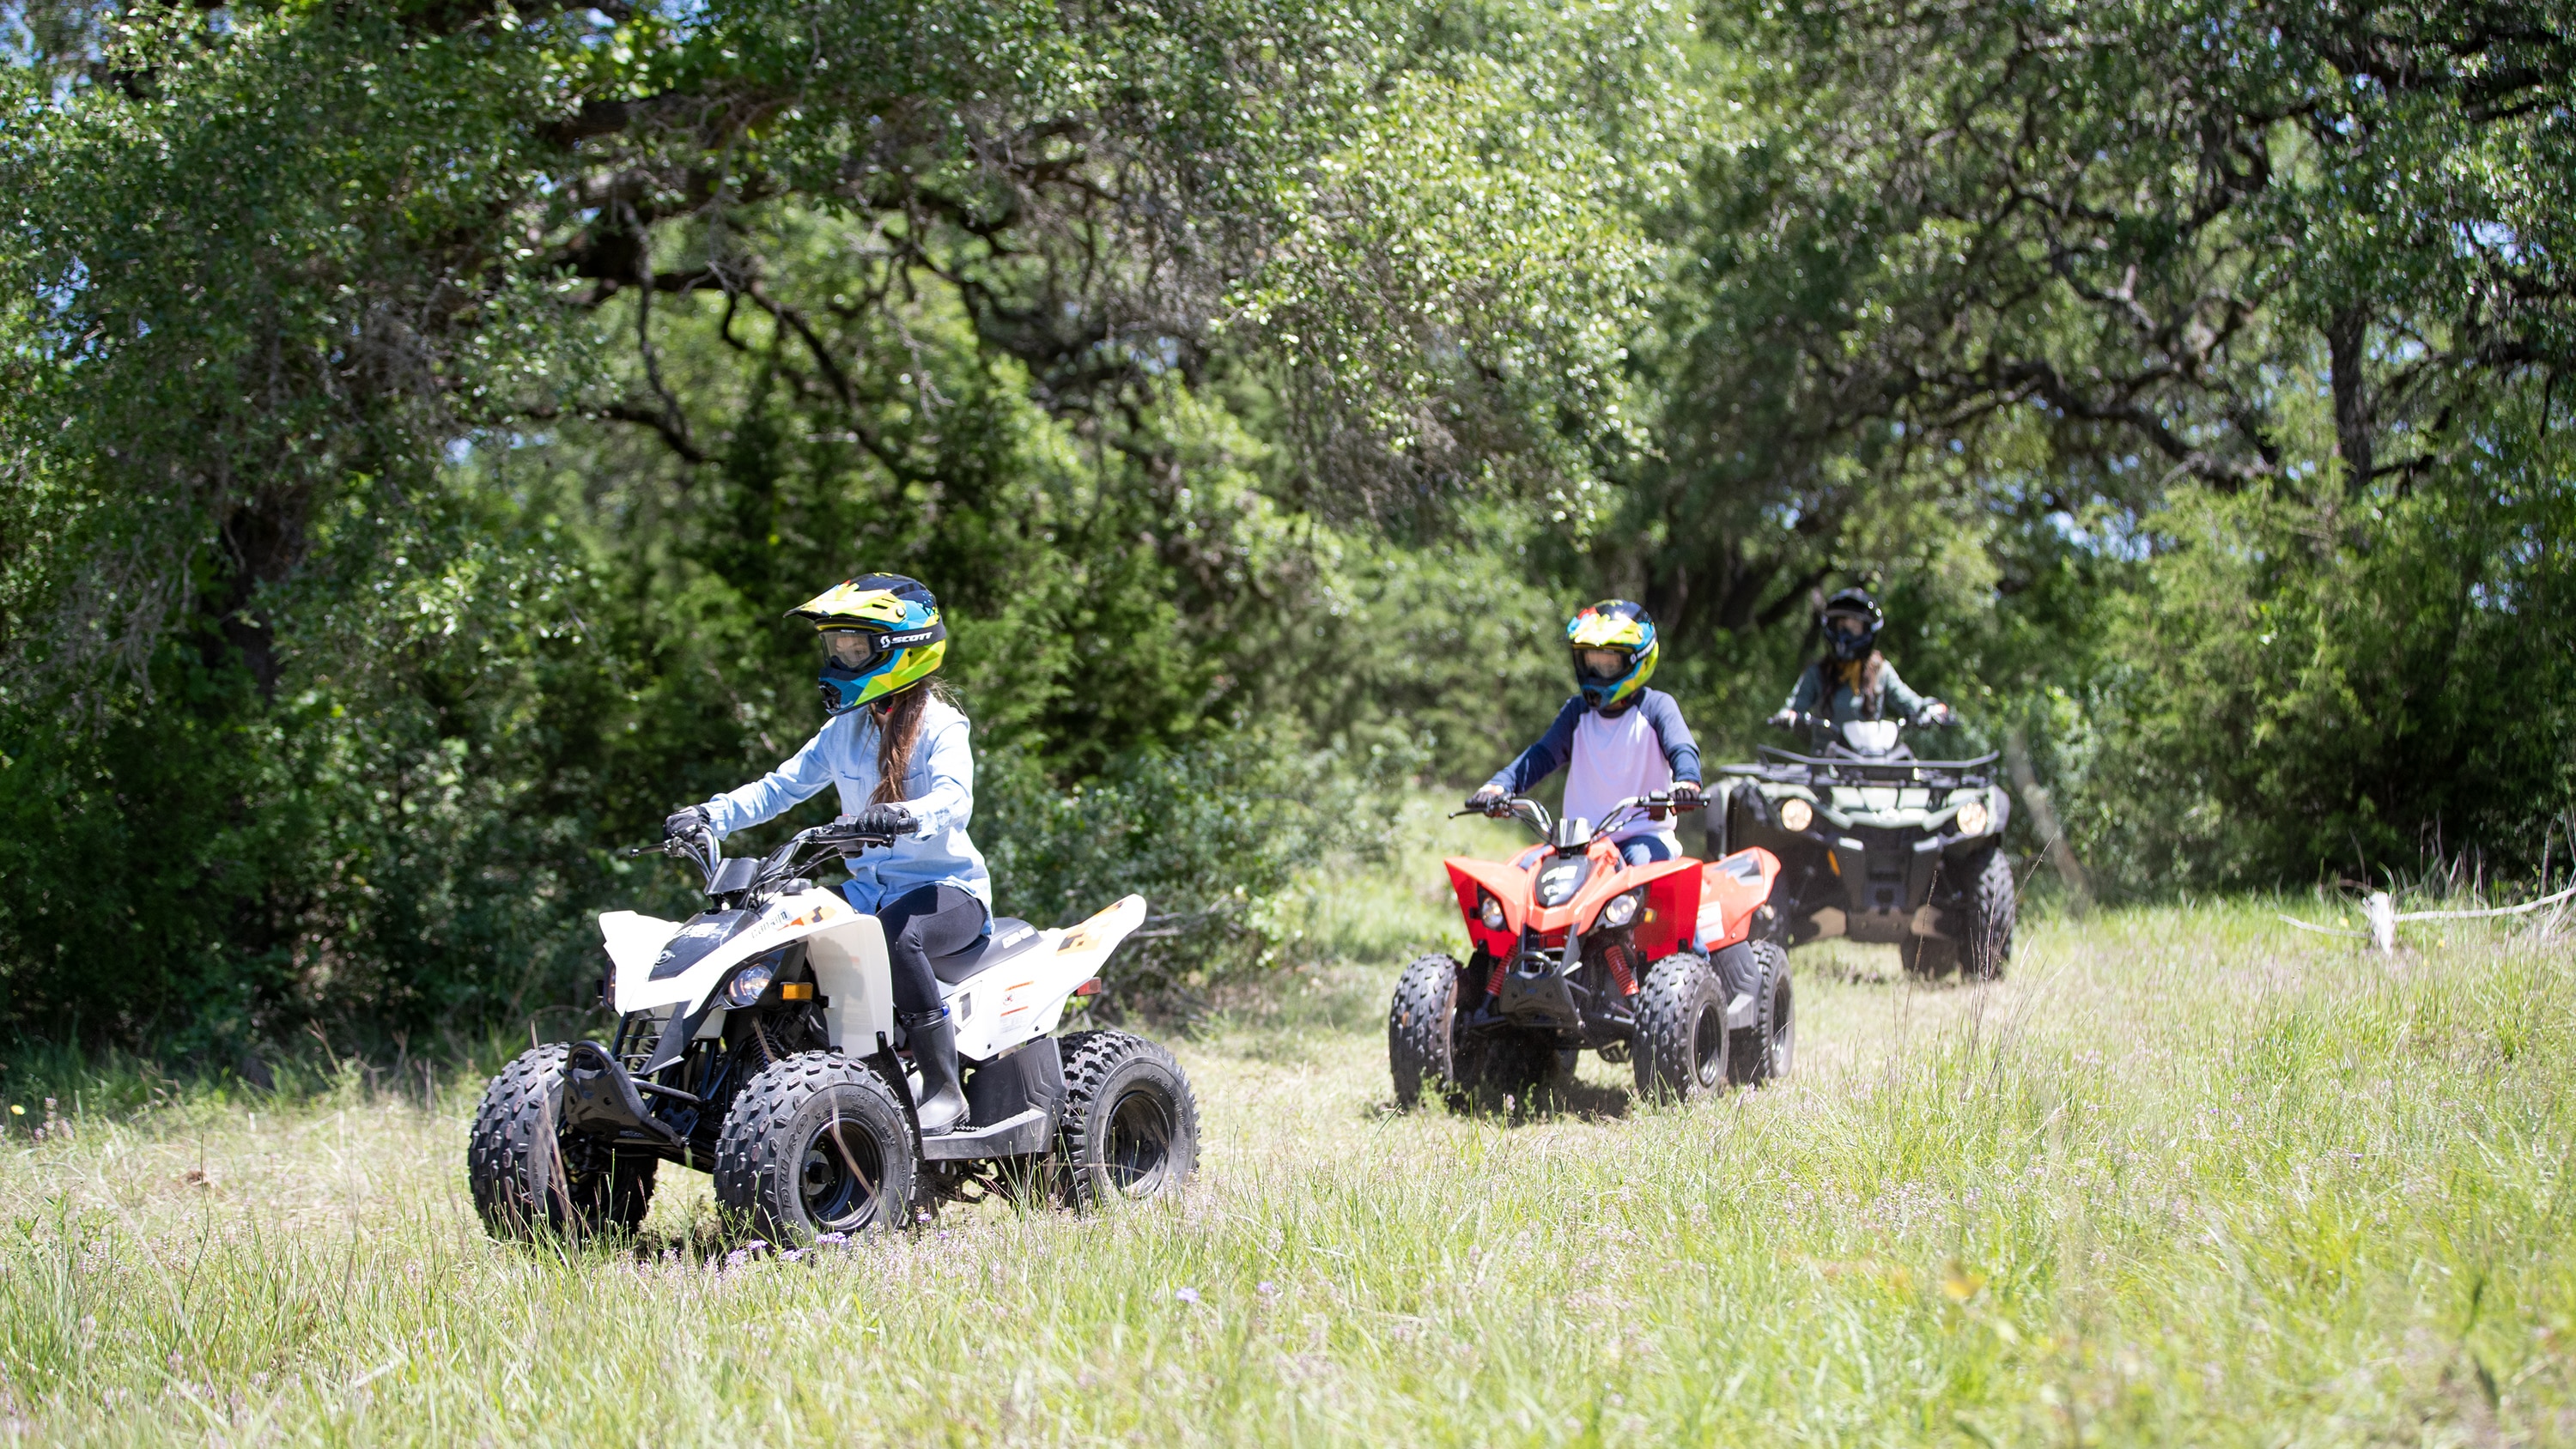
[1959, 846, 2016, 979]
[1469, 1028, 1562, 1111]
[714, 1052, 918, 1240]
[1056, 1030, 1200, 1210]
[1899, 935, 1957, 978]
[1388, 954, 1471, 1111]
[468, 1044, 659, 1241]
[1632, 955, 1729, 1103]
[1724, 942, 1795, 1086]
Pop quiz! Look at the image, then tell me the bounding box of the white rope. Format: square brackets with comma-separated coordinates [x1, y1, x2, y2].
[2278, 881, 2573, 951]
[2391, 881, 2576, 922]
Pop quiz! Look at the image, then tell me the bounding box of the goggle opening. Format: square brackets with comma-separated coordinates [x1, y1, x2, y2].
[822, 630, 886, 670]
[1573, 647, 1631, 682]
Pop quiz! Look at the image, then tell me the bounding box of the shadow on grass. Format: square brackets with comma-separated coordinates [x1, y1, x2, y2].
[1369, 1074, 1637, 1126]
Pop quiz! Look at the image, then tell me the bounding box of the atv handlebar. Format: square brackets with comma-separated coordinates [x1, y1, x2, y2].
[1451, 790, 1699, 847]
[1770, 704, 1959, 732]
[626, 820, 897, 900]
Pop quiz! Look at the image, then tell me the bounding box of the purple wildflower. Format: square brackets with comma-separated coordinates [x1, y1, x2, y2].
[1174, 1287, 1200, 1305]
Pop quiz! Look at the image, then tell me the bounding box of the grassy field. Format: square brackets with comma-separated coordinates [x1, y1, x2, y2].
[3, 809, 2573, 1446]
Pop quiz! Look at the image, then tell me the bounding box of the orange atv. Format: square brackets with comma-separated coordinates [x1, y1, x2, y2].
[1388, 792, 1794, 1110]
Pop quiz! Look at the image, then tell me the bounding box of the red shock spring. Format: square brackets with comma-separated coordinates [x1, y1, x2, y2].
[1485, 952, 1507, 999]
[1606, 943, 1638, 997]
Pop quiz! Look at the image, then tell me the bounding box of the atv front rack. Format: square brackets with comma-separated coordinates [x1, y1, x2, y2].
[1724, 748, 2000, 785]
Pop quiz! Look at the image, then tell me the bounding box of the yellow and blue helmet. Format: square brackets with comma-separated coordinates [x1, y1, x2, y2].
[1566, 599, 1658, 712]
[786, 573, 947, 716]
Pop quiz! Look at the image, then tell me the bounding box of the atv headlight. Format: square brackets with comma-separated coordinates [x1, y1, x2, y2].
[1955, 799, 1991, 837]
[1778, 797, 1814, 834]
[724, 959, 778, 1007]
[1600, 889, 1643, 929]
[1479, 893, 1508, 931]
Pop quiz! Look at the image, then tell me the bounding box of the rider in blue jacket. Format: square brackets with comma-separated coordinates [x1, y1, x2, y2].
[662, 573, 985, 1135]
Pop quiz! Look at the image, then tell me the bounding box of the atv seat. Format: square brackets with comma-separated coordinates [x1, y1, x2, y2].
[931, 917, 1048, 985]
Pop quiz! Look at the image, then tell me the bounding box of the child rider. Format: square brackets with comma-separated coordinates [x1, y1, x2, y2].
[1467, 599, 1704, 863]
[660, 573, 985, 1136]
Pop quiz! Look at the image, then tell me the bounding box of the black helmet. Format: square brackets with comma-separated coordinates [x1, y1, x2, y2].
[1820, 587, 1882, 663]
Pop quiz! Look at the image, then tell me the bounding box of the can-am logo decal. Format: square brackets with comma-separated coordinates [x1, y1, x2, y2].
[654, 922, 728, 966]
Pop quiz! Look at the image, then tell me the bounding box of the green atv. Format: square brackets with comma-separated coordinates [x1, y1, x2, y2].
[1713, 714, 2015, 978]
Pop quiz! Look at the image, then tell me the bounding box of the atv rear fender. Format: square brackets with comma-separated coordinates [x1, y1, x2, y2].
[1697, 848, 1782, 951]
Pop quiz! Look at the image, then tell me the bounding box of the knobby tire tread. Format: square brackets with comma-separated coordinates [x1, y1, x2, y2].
[1387, 955, 1463, 1111]
[1056, 1029, 1200, 1212]
[467, 1043, 657, 1240]
[713, 1050, 914, 1241]
[1631, 955, 1726, 1103]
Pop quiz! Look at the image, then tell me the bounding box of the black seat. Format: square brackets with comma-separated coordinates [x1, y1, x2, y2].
[930, 918, 1048, 985]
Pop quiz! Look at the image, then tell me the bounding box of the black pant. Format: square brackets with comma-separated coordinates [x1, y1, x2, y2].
[877, 884, 989, 1018]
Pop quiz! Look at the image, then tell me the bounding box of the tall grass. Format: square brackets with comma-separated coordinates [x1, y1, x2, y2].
[2, 865, 2571, 1444]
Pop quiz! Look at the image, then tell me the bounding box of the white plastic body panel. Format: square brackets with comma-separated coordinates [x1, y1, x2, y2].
[596, 890, 1147, 1066]
[945, 894, 1145, 1059]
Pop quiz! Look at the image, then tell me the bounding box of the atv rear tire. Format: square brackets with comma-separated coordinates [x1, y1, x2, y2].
[468, 1044, 659, 1241]
[1056, 1030, 1200, 1211]
[1632, 955, 1729, 1102]
[1388, 954, 1471, 1112]
[1724, 941, 1795, 1086]
[714, 1052, 918, 1241]
[1959, 846, 2016, 979]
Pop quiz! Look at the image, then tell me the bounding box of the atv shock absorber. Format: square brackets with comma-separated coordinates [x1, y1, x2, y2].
[1486, 951, 1508, 1001]
[1601, 942, 1639, 997]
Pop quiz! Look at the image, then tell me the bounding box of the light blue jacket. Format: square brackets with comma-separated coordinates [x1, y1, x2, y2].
[696, 697, 993, 916]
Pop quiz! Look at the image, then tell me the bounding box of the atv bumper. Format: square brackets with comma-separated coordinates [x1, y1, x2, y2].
[559, 1041, 685, 1150]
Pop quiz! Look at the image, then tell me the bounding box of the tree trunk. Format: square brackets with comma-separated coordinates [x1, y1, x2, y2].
[2327, 307, 2374, 492]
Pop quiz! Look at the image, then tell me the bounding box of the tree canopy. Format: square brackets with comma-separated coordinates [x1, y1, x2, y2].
[3, 0, 2568, 1051]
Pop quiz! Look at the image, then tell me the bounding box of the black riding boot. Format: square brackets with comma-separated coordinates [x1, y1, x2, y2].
[902, 1007, 968, 1135]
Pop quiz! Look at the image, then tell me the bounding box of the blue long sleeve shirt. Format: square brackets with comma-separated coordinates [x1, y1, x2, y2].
[1485, 690, 1701, 841]
[696, 697, 993, 914]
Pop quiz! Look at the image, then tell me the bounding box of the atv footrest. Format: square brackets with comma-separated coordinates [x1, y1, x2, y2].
[1725, 992, 1756, 1029]
[920, 1106, 1051, 1161]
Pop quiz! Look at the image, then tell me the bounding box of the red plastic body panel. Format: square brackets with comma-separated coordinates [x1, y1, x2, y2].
[1694, 847, 1783, 951]
[1447, 839, 1721, 963]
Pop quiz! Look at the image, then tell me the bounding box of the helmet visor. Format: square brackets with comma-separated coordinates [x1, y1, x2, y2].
[822, 630, 886, 670]
[1825, 613, 1872, 640]
[1573, 647, 1631, 683]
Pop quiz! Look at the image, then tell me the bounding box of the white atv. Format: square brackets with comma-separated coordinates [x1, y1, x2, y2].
[467, 819, 1200, 1242]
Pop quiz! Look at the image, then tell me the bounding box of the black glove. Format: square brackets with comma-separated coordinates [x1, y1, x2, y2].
[1467, 784, 1507, 815]
[663, 805, 711, 840]
[854, 803, 916, 839]
[1671, 781, 1704, 813]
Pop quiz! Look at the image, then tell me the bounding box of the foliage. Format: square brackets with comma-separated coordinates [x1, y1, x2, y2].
[1612, 0, 2576, 890]
[979, 731, 1423, 1014]
[3, 0, 2574, 1050]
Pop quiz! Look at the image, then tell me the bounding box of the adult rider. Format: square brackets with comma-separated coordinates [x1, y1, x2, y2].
[1467, 599, 1704, 863]
[661, 573, 985, 1136]
[1767, 586, 1956, 745]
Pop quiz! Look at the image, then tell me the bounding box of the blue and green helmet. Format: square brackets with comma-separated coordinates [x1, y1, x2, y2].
[1566, 599, 1659, 711]
[787, 573, 948, 715]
